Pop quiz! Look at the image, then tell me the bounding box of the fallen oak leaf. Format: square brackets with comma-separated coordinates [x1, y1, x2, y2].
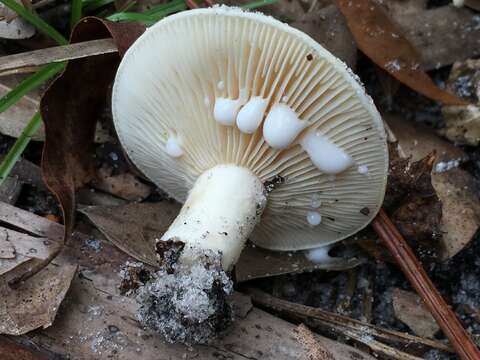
[40, 18, 145, 242]
[335, 0, 467, 106]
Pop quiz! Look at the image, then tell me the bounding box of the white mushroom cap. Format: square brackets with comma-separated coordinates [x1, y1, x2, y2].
[112, 6, 388, 253]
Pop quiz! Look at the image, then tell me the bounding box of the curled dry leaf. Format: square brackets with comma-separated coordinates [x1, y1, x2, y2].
[441, 59, 480, 146]
[392, 288, 440, 339]
[0, 253, 77, 335]
[335, 0, 467, 105]
[40, 18, 145, 241]
[384, 145, 442, 255]
[387, 115, 480, 260]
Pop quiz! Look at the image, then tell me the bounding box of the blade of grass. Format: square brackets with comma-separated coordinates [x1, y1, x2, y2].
[1, 0, 68, 45]
[106, 12, 156, 23]
[71, 0, 83, 30]
[0, 112, 42, 184]
[241, 0, 278, 9]
[107, 0, 186, 24]
[0, 62, 64, 113]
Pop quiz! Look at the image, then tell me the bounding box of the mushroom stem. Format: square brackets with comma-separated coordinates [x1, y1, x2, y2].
[160, 164, 267, 270]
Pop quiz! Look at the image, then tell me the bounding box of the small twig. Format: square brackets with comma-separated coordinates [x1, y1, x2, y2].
[372, 209, 480, 360]
[248, 288, 453, 354]
[0, 39, 117, 76]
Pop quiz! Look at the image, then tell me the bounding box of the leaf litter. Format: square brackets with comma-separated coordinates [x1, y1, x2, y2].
[1, 0, 480, 359]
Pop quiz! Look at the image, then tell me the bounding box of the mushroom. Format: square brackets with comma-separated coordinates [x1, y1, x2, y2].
[112, 6, 388, 344]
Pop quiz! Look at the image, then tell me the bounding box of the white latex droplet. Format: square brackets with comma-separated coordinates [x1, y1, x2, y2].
[214, 98, 243, 126]
[310, 194, 322, 208]
[357, 165, 369, 175]
[305, 245, 332, 264]
[306, 211, 322, 226]
[263, 104, 307, 149]
[204, 96, 210, 107]
[165, 135, 183, 158]
[300, 131, 353, 174]
[236, 97, 268, 134]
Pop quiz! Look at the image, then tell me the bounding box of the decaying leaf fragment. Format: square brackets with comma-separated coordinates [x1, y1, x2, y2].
[0, 227, 62, 282]
[441, 59, 480, 146]
[81, 201, 365, 280]
[384, 146, 442, 253]
[295, 324, 336, 360]
[0, 78, 42, 140]
[292, 5, 357, 68]
[80, 201, 179, 266]
[387, 116, 480, 260]
[91, 165, 152, 201]
[40, 18, 145, 242]
[235, 243, 365, 282]
[392, 288, 440, 339]
[0, 3, 35, 40]
[0, 254, 77, 335]
[335, 0, 467, 105]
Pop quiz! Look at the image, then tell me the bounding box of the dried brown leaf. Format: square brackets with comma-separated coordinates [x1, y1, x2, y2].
[292, 5, 357, 68]
[392, 288, 440, 339]
[40, 18, 144, 241]
[0, 337, 52, 360]
[79, 201, 178, 266]
[0, 4, 35, 39]
[335, 0, 467, 105]
[396, 6, 480, 71]
[0, 226, 62, 283]
[0, 254, 77, 335]
[236, 243, 365, 282]
[80, 201, 364, 279]
[384, 146, 442, 256]
[296, 324, 336, 360]
[441, 59, 480, 146]
[91, 165, 152, 201]
[0, 79, 41, 139]
[387, 115, 480, 260]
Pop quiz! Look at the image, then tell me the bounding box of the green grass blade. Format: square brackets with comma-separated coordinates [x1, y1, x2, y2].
[1, 0, 68, 45]
[107, 0, 186, 25]
[71, 0, 83, 30]
[148, 1, 186, 17]
[241, 0, 278, 9]
[106, 12, 156, 23]
[0, 112, 42, 185]
[0, 62, 64, 114]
